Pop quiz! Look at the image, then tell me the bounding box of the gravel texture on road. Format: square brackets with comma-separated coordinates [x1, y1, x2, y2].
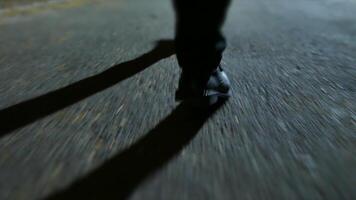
[0, 0, 355, 199]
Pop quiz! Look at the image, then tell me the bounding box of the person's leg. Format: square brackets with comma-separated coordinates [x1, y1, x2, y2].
[174, 0, 230, 78]
[173, 0, 231, 105]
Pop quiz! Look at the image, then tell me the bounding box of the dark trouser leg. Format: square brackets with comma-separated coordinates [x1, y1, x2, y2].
[174, 0, 231, 80]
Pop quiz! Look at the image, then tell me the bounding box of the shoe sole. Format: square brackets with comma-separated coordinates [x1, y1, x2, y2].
[176, 90, 231, 109]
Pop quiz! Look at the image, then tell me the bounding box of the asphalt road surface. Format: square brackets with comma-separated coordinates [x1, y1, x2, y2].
[0, 0, 355, 199]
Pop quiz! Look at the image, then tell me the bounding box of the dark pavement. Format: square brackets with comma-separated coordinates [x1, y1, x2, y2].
[0, 0, 355, 199]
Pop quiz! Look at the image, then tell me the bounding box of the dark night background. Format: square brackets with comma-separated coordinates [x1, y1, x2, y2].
[0, 0, 355, 200]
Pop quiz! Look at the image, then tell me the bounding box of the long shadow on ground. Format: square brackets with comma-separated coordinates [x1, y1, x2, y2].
[46, 102, 223, 200]
[0, 40, 175, 137]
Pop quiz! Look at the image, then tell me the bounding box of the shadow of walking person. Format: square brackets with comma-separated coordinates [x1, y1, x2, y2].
[0, 40, 175, 137]
[46, 101, 224, 200]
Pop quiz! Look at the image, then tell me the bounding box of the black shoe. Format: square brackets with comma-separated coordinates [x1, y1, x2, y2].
[176, 65, 231, 107]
